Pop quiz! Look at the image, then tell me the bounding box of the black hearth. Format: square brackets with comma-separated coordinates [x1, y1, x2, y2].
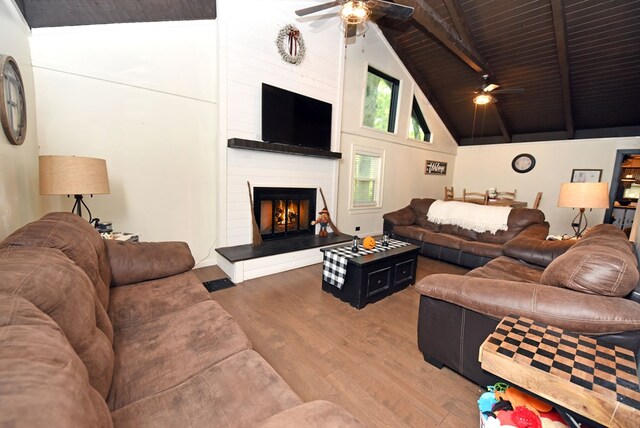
[254, 187, 317, 241]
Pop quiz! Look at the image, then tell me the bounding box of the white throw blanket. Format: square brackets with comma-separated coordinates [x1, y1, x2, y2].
[427, 200, 511, 234]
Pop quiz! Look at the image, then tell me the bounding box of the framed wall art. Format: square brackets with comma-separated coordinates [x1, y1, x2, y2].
[571, 169, 602, 183]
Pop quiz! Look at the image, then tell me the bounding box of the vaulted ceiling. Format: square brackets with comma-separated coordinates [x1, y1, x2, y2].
[13, 0, 640, 146]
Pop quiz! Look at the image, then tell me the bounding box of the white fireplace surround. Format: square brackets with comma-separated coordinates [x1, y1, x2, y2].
[220, 147, 340, 282]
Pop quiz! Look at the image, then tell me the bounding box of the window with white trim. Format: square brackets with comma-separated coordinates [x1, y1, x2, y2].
[351, 148, 384, 209]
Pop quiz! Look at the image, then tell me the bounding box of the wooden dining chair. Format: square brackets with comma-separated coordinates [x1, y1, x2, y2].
[444, 186, 455, 200]
[533, 192, 543, 209]
[463, 189, 489, 205]
[496, 190, 517, 201]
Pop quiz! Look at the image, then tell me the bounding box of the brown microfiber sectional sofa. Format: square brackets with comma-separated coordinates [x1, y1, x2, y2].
[383, 198, 549, 268]
[415, 224, 640, 387]
[0, 212, 362, 427]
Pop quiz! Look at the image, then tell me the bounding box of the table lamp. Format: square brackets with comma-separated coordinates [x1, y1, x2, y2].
[39, 155, 110, 222]
[557, 182, 609, 237]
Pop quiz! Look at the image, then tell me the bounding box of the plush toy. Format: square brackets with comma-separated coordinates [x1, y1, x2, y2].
[311, 208, 331, 237]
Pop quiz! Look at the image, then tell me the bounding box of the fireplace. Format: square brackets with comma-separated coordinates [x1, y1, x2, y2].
[254, 187, 317, 241]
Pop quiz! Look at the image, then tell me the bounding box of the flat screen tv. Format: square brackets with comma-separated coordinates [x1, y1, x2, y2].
[261, 83, 332, 151]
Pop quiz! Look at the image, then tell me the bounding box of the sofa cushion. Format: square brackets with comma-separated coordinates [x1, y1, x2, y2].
[467, 256, 544, 283]
[392, 225, 426, 241]
[410, 198, 440, 231]
[0, 247, 114, 399]
[459, 240, 503, 259]
[111, 350, 303, 428]
[108, 271, 211, 330]
[421, 230, 468, 250]
[0, 212, 112, 310]
[0, 295, 112, 428]
[105, 240, 195, 287]
[477, 208, 545, 244]
[540, 246, 639, 297]
[108, 300, 252, 410]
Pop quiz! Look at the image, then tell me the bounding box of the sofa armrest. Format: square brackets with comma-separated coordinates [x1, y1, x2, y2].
[257, 401, 365, 427]
[415, 274, 640, 335]
[105, 240, 195, 287]
[382, 205, 416, 227]
[503, 233, 575, 267]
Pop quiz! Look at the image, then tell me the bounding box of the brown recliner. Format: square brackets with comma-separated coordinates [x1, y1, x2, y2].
[415, 224, 640, 387]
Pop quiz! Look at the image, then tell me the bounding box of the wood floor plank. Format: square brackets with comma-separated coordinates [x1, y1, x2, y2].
[204, 257, 480, 427]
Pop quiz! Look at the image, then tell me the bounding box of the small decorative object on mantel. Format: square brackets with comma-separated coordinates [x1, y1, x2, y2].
[425, 160, 447, 175]
[311, 208, 331, 237]
[276, 24, 306, 65]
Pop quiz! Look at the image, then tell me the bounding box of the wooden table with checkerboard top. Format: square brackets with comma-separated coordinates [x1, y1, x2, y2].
[479, 315, 640, 428]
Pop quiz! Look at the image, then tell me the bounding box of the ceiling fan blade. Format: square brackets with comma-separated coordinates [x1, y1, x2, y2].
[484, 83, 500, 92]
[295, 1, 343, 17]
[490, 88, 525, 95]
[375, 1, 414, 20]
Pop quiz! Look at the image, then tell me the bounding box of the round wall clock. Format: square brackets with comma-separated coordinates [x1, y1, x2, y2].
[0, 55, 27, 145]
[511, 153, 535, 173]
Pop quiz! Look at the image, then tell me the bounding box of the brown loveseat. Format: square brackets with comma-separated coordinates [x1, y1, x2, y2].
[0, 212, 362, 427]
[415, 224, 640, 387]
[383, 198, 549, 268]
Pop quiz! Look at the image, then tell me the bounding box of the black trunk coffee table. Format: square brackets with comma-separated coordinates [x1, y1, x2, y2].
[320, 240, 419, 309]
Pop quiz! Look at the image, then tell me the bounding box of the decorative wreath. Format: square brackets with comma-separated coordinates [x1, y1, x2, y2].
[276, 24, 306, 65]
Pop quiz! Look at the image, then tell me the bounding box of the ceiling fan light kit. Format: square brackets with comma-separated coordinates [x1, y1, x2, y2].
[473, 93, 494, 105]
[295, 1, 414, 39]
[340, 1, 371, 25]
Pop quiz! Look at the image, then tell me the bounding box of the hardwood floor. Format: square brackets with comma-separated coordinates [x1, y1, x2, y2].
[194, 258, 482, 427]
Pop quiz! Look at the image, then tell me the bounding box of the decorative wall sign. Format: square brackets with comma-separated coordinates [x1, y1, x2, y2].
[276, 24, 306, 65]
[425, 160, 447, 175]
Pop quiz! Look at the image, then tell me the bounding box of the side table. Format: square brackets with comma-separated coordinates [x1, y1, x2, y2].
[479, 315, 640, 427]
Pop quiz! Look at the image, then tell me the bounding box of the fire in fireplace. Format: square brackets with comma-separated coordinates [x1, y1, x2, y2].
[253, 187, 317, 240]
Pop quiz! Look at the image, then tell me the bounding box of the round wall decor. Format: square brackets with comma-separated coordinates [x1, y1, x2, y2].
[511, 153, 536, 173]
[276, 24, 306, 65]
[0, 55, 27, 145]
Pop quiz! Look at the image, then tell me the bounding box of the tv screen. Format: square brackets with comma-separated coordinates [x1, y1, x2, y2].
[261, 83, 332, 151]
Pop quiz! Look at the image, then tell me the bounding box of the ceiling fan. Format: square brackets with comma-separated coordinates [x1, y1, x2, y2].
[295, 1, 414, 38]
[473, 75, 525, 105]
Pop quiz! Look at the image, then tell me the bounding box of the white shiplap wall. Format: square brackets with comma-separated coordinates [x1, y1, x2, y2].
[218, 1, 345, 250]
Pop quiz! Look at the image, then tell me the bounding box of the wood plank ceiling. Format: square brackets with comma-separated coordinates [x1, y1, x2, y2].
[12, 0, 640, 146]
[380, 0, 640, 145]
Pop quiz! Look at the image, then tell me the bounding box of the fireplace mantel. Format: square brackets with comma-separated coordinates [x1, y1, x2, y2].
[228, 138, 342, 159]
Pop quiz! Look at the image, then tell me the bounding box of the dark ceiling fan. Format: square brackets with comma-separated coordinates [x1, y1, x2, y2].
[473, 74, 525, 105]
[295, 1, 414, 38]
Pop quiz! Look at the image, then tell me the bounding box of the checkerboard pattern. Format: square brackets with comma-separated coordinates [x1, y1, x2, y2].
[485, 315, 640, 410]
[322, 239, 410, 289]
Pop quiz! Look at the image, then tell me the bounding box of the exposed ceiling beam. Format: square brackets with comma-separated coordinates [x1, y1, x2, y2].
[443, 0, 478, 53]
[382, 1, 512, 143]
[393, 0, 491, 74]
[550, 0, 575, 139]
